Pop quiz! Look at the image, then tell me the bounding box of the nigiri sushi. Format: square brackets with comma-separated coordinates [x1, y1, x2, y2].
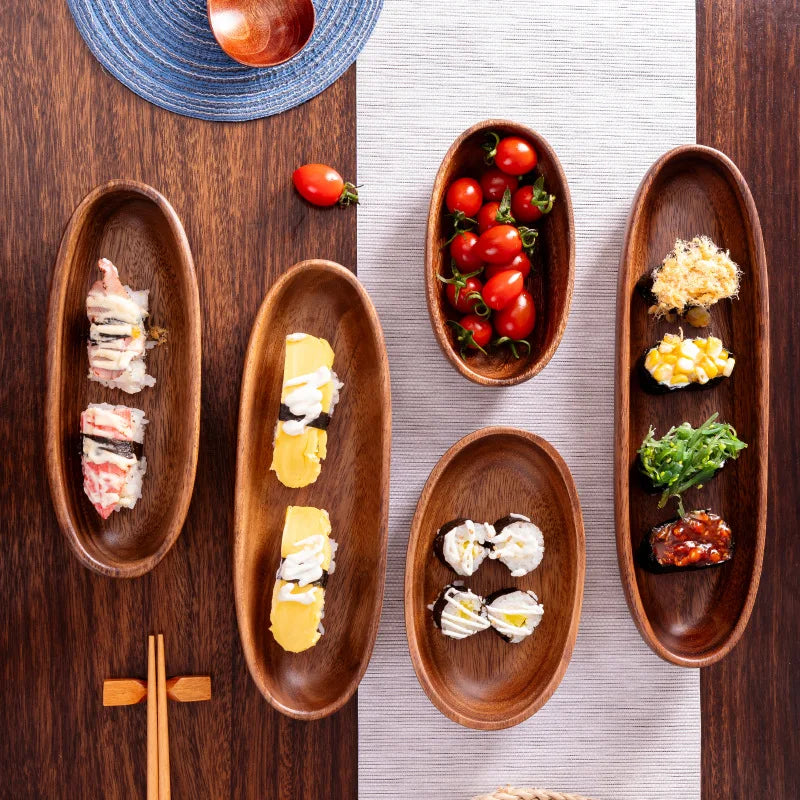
[81, 403, 148, 519]
[86, 258, 156, 394]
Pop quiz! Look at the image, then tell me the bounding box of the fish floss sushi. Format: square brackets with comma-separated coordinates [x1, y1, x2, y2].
[433, 518, 494, 577]
[486, 588, 544, 643]
[488, 514, 545, 576]
[86, 258, 156, 393]
[430, 584, 490, 639]
[80, 403, 148, 519]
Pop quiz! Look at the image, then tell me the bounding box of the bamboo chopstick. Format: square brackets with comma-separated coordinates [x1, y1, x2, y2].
[147, 636, 157, 800]
[156, 634, 170, 800]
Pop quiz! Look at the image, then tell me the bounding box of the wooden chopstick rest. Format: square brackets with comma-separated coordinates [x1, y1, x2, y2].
[103, 676, 212, 706]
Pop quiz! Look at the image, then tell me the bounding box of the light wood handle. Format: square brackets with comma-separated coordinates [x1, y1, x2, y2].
[147, 637, 157, 800]
[156, 634, 170, 800]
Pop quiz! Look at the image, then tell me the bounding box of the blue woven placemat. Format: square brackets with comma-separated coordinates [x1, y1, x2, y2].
[66, 0, 382, 121]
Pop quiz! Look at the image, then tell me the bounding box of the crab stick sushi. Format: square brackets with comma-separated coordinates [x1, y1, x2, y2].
[269, 506, 338, 653]
[486, 588, 544, 643]
[433, 518, 494, 577]
[488, 514, 545, 577]
[270, 333, 343, 489]
[80, 403, 148, 519]
[430, 584, 490, 640]
[86, 258, 155, 394]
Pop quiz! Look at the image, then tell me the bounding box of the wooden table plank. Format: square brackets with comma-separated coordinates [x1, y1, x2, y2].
[697, 0, 800, 796]
[0, 1, 358, 796]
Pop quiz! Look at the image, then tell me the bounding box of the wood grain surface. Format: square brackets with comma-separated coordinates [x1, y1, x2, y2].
[235, 260, 390, 720]
[0, 0, 358, 795]
[425, 120, 574, 386]
[405, 428, 584, 730]
[697, 0, 800, 796]
[615, 145, 768, 667]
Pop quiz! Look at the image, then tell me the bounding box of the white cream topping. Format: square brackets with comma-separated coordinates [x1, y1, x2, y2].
[277, 583, 320, 605]
[436, 586, 490, 639]
[286, 332, 308, 342]
[281, 367, 342, 436]
[277, 535, 338, 586]
[441, 520, 493, 577]
[487, 590, 544, 643]
[489, 518, 545, 577]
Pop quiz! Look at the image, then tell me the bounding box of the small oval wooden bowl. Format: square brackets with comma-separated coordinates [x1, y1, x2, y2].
[426, 120, 575, 386]
[45, 180, 201, 578]
[615, 144, 769, 667]
[234, 259, 391, 720]
[405, 427, 585, 729]
[208, 0, 315, 68]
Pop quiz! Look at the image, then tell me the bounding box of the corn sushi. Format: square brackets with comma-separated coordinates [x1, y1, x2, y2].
[86, 258, 155, 394]
[80, 402, 148, 519]
[641, 332, 735, 392]
[270, 333, 343, 489]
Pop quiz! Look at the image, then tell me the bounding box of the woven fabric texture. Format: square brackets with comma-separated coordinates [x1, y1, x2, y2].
[356, 2, 699, 799]
[65, 0, 381, 121]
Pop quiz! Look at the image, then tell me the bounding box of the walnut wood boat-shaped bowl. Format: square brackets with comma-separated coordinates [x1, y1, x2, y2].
[405, 427, 585, 729]
[45, 180, 201, 578]
[426, 120, 575, 386]
[615, 145, 769, 667]
[234, 260, 391, 720]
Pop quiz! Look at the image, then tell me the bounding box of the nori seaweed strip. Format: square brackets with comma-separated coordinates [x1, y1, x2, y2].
[638, 513, 735, 573]
[492, 513, 531, 534]
[83, 434, 142, 460]
[637, 348, 730, 395]
[89, 317, 137, 342]
[278, 404, 331, 431]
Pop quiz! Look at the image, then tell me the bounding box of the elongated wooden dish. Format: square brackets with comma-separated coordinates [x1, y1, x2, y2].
[615, 145, 769, 667]
[234, 259, 391, 720]
[45, 180, 201, 578]
[405, 427, 584, 729]
[426, 120, 575, 386]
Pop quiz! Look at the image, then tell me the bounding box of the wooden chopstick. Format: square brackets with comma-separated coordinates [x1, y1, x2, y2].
[156, 634, 170, 800]
[147, 636, 157, 800]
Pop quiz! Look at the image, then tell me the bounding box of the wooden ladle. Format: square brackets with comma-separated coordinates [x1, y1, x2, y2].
[208, 0, 315, 67]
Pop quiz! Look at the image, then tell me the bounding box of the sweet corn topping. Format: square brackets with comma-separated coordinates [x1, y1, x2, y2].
[644, 331, 734, 389]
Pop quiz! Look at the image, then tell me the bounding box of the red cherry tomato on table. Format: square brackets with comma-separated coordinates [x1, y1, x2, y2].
[477, 202, 501, 233]
[494, 289, 536, 339]
[450, 231, 484, 271]
[484, 252, 532, 280]
[292, 164, 358, 207]
[445, 276, 483, 314]
[476, 224, 522, 264]
[495, 137, 538, 176]
[446, 178, 482, 217]
[482, 270, 524, 311]
[480, 168, 519, 202]
[449, 314, 493, 356]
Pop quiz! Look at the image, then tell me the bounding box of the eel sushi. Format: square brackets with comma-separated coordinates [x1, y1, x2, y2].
[86, 258, 156, 393]
[488, 514, 545, 577]
[433, 518, 494, 577]
[485, 588, 544, 643]
[269, 506, 338, 653]
[430, 583, 490, 640]
[80, 403, 148, 519]
[639, 510, 734, 572]
[640, 332, 735, 393]
[270, 333, 343, 489]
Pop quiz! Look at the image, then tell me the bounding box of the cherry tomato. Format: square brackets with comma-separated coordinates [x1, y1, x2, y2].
[480, 168, 519, 202]
[511, 186, 544, 223]
[484, 252, 532, 280]
[292, 164, 358, 207]
[457, 315, 493, 350]
[482, 270, 524, 310]
[445, 276, 483, 314]
[446, 178, 482, 217]
[495, 137, 538, 176]
[477, 202, 502, 233]
[450, 231, 484, 271]
[475, 224, 522, 264]
[494, 289, 536, 339]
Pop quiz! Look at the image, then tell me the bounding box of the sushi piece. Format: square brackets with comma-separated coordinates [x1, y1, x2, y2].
[639, 510, 734, 572]
[640, 331, 735, 392]
[485, 588, 544, 643]
[86, 258, 156, 394]
[488, 514, 545, 577]
[80, 402, 148, 519]
[433, 518, 494, 577]
[645, 236, 741, 325]
[430, 583, 490, 640]
[269, 505, 338, 653]
[270, 333, 343, 489]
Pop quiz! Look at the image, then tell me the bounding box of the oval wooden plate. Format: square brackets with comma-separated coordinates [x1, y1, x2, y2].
[45, 180, 201, 578]
[234, 259, 391, 720]
[426, 120, 575, 386]
[405, 427, 584, 729]
[615, 145, 769, 667]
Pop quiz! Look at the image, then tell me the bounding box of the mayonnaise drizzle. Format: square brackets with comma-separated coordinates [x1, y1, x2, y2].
[277, 583, 319, 605]
[281, 367, 333, 436]
[278, 535, 338, 586]
[438, 587, 490, 639]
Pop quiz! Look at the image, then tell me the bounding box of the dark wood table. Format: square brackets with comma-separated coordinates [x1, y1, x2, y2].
[0, 0, 796, 797]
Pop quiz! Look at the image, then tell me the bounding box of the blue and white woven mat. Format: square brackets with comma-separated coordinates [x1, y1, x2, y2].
[66, 0, 382, 121]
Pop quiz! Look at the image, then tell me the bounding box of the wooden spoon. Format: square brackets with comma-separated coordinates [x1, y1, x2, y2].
[208, 0, 315, 67]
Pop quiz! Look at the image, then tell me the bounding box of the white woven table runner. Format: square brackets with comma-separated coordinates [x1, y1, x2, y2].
[356, 3, 698, 799]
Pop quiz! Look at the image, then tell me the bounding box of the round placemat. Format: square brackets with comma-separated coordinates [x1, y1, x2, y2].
[66, 0, 382, 121]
